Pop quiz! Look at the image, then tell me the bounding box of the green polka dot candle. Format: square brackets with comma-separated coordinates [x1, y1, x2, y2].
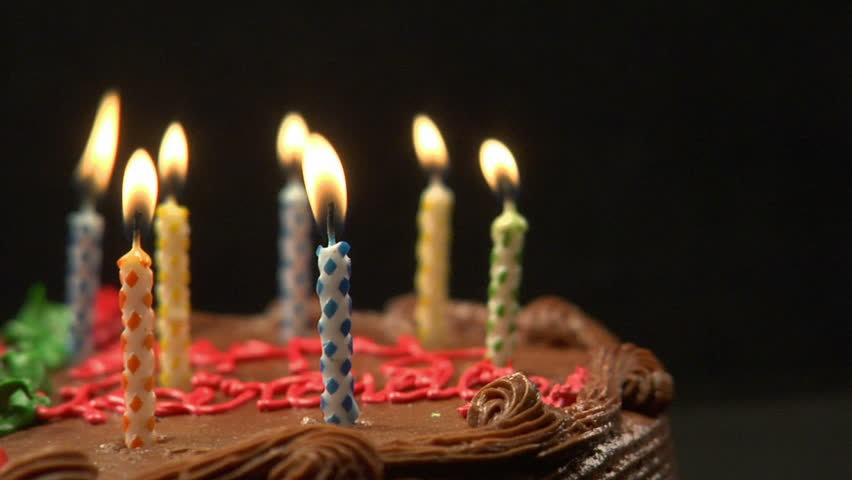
[480, 139, 528, 367]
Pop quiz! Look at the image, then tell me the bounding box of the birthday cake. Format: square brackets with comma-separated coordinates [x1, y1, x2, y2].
[0, 293, 676, 480]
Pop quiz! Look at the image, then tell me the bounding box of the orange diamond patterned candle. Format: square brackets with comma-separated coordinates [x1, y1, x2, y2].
[118, 148, 159, 449]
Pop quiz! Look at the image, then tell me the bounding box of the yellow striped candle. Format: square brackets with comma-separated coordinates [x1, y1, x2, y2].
[412, 115, 453, 346]
[119, 148, 159, 449]
[155, 122, 192, 390]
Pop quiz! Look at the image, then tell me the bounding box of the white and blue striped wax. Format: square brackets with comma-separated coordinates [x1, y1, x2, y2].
[316, 240, 358, 426]
[278, 180, 312, 343]
[65, 206, 104, 362]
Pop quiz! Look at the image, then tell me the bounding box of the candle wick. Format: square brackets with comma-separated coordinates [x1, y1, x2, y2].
[503, 197, 516, 212]
[285, 165, 301, 181]
[132, 230, 141, 249]
[81, 197, 95, 212]
[326, 203, 336, 245]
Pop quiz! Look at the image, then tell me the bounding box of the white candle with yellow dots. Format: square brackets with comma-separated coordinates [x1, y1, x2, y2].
[412, 115, 453, 346]
[118, 149, 159, 449]
[154, 122, 192, 390]
[479, 139, 528, 367]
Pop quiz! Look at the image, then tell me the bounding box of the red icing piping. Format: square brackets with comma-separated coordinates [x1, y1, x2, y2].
[38, 335, 586, 425]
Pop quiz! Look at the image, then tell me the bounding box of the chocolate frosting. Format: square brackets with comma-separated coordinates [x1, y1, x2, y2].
[518, 296, 620, 348]
[142, 424, 382, 480]
[466, 372, 544, 429]
[0, 448, 97, 480]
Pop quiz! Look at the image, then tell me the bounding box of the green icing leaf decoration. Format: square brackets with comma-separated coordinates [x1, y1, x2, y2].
[0, 283, 67, 436]
[2, 351, 48, 394]
[2, 284, 71, 370]
[0, 377, 51, 437]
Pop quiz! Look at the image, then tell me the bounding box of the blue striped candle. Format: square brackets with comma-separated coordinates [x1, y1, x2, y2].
[66, 90, 120, 362]
[278, 180, 312, 342]
[66, 205, 104, 361]
[316, 240, 358, 425]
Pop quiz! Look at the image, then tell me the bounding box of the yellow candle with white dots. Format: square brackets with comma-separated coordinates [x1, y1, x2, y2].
[412, 115, 453, 346]
[154, 122, 192, 390]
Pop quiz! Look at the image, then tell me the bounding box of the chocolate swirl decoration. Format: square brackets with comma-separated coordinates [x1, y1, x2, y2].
[0, 448, 97, 480]
[382, 344, 674, 473]
[141, 424, 382, 480]
[380, 373, 566, 472]
[518, 296, 620, 349]
[267, 427, 383, 480]
[618, 343, 675, 416]
[466, 372, 545, 429]
[567, 343, 674, 433]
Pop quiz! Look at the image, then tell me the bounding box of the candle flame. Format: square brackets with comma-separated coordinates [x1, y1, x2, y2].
[158, 122, 188, 184]
[122, 149, 159, 229]
[277, 112, 309, 169]
[302, 133, 347, 227]
[76, 90, 120, 196]
[412, 114, 448, 171]
[479, 139, 520, 194]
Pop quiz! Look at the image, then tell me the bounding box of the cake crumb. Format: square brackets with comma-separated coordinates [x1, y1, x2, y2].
[431, 412, 441, 418]
[300, 416, 319, 425]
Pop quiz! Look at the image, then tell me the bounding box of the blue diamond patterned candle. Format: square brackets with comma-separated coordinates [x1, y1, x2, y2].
[302, 132, 358, 426]
[66, 206, 104, 361]
[276, 113, 312, 343]
[278, 182, 311, 341]
[315, 241, 358, 425]
[66, 90, 120, 363]
[479, 139, 528, 367]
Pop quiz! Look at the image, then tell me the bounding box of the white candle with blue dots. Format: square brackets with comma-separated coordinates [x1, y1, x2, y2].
[66, 91, 120, 363]
[276, 113, 313, 343]
[302, 132, 359, 426]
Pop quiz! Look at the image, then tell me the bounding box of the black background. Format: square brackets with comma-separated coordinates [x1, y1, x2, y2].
[4, 4, 850, 478]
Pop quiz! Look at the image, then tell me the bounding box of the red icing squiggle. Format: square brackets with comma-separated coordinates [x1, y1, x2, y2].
[94, 285, 123, 350]
[38, 335, 586, 425]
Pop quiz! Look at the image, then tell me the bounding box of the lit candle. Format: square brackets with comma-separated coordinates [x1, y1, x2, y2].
[412, 114, 453, 346]
[67, 90, 120, 363]
[479, 139, 528, 367]
[276, 113, 312, 343]
[154, 122, 192, 390]
[302, 133, 359, 426]
[118, 149, 158, 449]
